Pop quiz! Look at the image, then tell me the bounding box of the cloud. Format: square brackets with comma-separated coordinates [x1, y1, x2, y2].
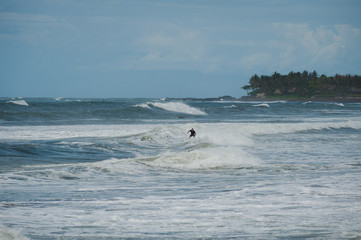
[81, 23, 227, 73]
[134, 23, 209, 71]
[313, 24, 361, 63]
[79, 20, 361, 75]
[235, 23, 361, 74]
[132, 24, 258, 74]
[272, 23, 361, 68]
[240, 52, 273, 70]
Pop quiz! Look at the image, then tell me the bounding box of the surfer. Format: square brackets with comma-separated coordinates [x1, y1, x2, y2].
[188, 128, 196, 138]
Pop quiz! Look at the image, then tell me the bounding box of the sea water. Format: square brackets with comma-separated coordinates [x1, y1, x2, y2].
[0, 98, 361, 239]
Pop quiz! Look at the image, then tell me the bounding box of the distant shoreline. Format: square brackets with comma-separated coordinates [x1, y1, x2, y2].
[179, 95, 361, 103]
[2, 96, 361, 103]
[239, 96, 361, 103]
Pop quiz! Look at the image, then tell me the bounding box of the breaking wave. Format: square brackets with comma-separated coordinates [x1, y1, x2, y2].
[1, 117, 361, 142]
[7, 100, 29, 106]
[139, 146, 260, 170]
[0, 225, 30, 240]
[134, 101, 207, 115]
[253, 103, 270, 107]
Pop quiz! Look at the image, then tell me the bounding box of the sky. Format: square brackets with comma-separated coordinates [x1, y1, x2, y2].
[1, 0, 361, 98]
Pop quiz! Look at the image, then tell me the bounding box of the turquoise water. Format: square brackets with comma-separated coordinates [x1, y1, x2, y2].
[1, 98, 361, 239]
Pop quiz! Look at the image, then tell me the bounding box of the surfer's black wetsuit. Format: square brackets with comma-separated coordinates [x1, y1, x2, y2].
[188, 129, 196, 138]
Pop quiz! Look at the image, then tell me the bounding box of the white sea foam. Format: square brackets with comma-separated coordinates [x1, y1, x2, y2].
[2, 98, 361, 239]
[224, 104, 237, 108]
[253, 103, 270, 107]
[153, 102, 207, 115]
[2, 123, 361, 239]
[303, 101, 312, 105]
[1, 118, 361, 141]
[131, 124, 258, 170]
[133, 103, 151, 109]
[0, 225, 30, 240]
[141, 146, 260, 170]
[0, 125, 151, 141]
[134, 101, 207, 115]
[7, 100, 29, 106]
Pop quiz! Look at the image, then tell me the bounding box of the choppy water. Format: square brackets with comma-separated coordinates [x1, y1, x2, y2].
[1, 98, 361, 239]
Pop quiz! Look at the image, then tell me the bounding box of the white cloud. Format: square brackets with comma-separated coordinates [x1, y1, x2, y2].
[84, 23, 226, 73]
[272, 23, 361, 68]
[135, 24, 208, 71]
[80, 21, 361, 75]
[240, 52, 273, 70]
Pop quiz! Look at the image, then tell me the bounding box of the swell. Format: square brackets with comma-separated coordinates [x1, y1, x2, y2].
[0, 137, 137, 169]
[2, 120, 360, 173]
[1, 117, 361, 141]
[242, 118, 361, 136]
[0, 99, 206, 125]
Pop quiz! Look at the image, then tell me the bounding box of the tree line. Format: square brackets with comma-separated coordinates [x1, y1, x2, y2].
[242, 71, 361, 98]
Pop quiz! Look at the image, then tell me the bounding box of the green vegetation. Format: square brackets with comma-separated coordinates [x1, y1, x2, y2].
[242, 71, 361, 98]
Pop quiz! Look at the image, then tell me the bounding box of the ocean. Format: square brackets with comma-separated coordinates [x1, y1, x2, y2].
[1, 97, 361, 239]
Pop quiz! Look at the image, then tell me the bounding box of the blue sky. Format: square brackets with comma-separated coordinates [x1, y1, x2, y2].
[1, 0, 361, 98]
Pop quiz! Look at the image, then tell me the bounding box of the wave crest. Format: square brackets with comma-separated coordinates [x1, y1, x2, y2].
[7, 100, 29, 106]
[134, 101, 207, 115]
[253, 103, 270, 107]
